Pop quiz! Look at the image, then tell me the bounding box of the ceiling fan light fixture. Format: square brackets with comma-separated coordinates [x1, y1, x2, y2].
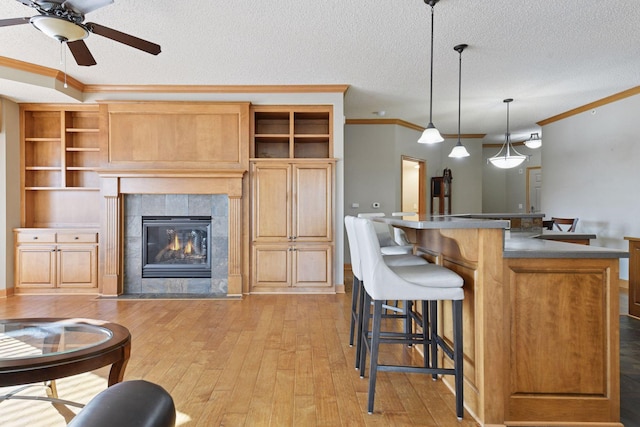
[524, 132, 542, 149]
[488, 98, 528, 169]
[30, 15, 88, 42]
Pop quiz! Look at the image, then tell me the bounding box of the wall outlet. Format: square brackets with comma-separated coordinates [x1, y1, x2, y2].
[372, 202, 380, 208]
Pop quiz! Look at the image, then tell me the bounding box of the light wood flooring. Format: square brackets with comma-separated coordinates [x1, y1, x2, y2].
[0, 292, 479, 427]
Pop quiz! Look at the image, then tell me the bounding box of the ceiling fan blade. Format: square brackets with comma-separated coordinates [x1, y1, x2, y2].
[63, 0, 113, 15]
[0, 17, 31, 27]
[67, 39, 97, 66]
[86, 22, 161, 55]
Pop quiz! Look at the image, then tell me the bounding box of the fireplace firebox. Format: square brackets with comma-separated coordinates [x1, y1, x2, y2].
[142, 216, 212, 278]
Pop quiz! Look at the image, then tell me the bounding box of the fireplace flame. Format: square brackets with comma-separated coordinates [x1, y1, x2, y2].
[184, 240, 193, 254]
[170, 234, 180, 251]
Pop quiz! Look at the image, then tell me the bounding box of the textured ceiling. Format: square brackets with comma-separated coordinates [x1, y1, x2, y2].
[1, 0, 639, 142]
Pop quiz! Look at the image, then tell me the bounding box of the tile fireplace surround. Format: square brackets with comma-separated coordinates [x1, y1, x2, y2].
[123, 194, 228, 296]
[98, 169, 246, 298]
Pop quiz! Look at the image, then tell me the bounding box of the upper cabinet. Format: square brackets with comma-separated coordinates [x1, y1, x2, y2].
[251, 105, 332, 159]
[99, 102, 250, 170]
[20, 105, 101, 228]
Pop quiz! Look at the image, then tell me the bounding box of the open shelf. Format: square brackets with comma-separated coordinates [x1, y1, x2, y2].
[252, 107, 332, 159]
[21, 105, 102, 228]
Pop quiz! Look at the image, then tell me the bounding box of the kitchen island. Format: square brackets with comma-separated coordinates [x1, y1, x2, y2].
[376, 215, 627, 427]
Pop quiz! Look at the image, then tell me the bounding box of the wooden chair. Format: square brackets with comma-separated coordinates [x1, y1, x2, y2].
[551, 217, 578, 232]
[542, 220, 555, 230]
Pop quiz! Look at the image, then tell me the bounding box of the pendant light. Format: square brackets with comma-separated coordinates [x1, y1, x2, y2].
[524, 132, 542, 149]
[448, 44, 470, 158]
[418, 0, 444, 144]
[487, 99, 528, 169]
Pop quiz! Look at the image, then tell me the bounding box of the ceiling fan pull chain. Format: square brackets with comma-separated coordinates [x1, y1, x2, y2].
[60, 41, 68, 88]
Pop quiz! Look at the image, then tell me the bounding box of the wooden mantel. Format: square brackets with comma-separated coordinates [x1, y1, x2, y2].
[96, 101, 252, 297]
[98, 169, 247, 297]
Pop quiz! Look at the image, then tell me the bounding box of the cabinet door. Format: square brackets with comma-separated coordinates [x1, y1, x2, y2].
[251, 163, 292, 242]
[16, 245, 56, 288]
[292, 244, 332, 288]
[293, 163, 332, 241]
[57, 245, 98, 288]
[252, 244, 291, 288]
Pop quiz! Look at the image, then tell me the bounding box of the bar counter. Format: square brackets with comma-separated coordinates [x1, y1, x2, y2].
[376, 215, 628, 427]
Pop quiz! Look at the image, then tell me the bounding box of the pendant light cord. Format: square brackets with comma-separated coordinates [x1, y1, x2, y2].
[429, 4, 435, 123]
[457, 47, 461, 142]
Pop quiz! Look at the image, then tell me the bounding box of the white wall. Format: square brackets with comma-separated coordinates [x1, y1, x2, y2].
[483, 144, 542, 213]
[542, 94, 640, 280]
[344, 123, 484, 262]
[0, 98, 20, 294]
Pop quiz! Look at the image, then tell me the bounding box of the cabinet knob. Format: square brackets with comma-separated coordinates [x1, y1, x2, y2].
[74, 236, 79, 240]
[33, 236, 38, 240]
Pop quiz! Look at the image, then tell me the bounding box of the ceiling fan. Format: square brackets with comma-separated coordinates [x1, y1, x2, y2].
[0, 0, 161, 66]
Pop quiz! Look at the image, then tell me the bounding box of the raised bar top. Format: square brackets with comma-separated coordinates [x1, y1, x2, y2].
[452, 212, 545, 219]
[375, 215, 509, 230]
[374, 216, 627, 259]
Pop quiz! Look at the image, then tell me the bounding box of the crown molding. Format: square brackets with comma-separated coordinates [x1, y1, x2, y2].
[345, 118, 485, 139]
[537, 85, 640, 126]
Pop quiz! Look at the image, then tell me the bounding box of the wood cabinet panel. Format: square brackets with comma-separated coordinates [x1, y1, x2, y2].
[626, 237, 640, 319]
[293, 164, 332, 241]
[102, 102, 250, 169]
[16, 246, 56, 287]
[292, 245, 332, 288]
[58, 245, 97, 288]
[251, 164, 291, 241]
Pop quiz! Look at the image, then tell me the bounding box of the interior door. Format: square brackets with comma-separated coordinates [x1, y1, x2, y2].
[526, 166, 542, 213]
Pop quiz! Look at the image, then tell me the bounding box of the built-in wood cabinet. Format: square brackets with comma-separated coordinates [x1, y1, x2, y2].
[18, 105, 101, 294]
[14, 229, 98, 293]
[250, 105, 335, 293]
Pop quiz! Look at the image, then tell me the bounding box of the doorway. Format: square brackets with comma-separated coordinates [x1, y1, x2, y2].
[526, 166, 542, 213]
[401, 156, 426, 215]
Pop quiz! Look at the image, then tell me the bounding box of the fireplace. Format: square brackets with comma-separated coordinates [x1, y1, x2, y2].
[142, 216, 212, 278]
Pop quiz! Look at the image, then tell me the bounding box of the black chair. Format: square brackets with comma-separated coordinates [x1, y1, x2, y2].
[67, 380, 176, 427]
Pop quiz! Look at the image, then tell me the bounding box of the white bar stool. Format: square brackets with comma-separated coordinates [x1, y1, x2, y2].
[344, 216, 428, 371]
[353, 217, 465, 419]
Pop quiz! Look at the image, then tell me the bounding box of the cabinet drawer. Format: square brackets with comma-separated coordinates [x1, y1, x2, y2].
[16, 232, 56, 243]
[57, 233, 98, 243]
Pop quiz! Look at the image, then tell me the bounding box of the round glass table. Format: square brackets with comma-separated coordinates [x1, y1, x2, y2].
[0, 318, 131, 406]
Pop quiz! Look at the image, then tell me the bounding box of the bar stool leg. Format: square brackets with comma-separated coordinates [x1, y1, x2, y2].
[367, 299, 384, 414]
[349, 276, 360, 347]
[359, 291, 372, 377]
[355, 279, 366, 371]
[453, 299, 464, 419]
[429, 300, 438, 380]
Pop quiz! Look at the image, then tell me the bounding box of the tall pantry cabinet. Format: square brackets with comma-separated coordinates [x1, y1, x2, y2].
[250, 106, 335, 292]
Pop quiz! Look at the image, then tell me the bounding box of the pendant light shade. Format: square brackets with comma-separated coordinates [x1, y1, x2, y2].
[448, 43, 470, 158]
[488, 99, 528, 169]
[418, 0, 444, 144]
[524, 132, 542, 149]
